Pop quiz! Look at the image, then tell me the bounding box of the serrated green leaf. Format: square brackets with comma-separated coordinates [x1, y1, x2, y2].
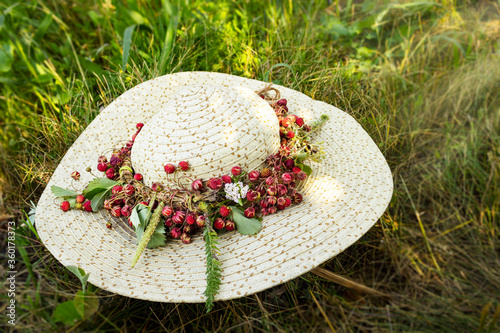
[51, 185, 78, 198]
[230, 206, 261, 235]
[146, 222, 166, 249]
[74, 291, 98, 319]
[53, 300, 82, 325]
[90, 189, 111, 212]
[83, 178, 119, 199]
[301, 164, 312, 175]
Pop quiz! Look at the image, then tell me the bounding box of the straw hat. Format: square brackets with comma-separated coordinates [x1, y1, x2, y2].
[36, 72, 393, 302]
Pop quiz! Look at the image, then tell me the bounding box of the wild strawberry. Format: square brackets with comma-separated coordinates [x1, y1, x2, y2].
[282, 173, 293, 184]
[256, 186, 267, 196]
[121, 205, 132, 217]
[277, 197, 286, 206]
[110, 156, 122, 167]
[136, 123, 144, 130]
[112, 185, 123, 195]
[246, 190, 259, 202]
[196, 215, 206, 228]
[297, 171, 307, 181]
[98, 156, 107, 163]
[103, 199, 112, 210]
[162, 206, 173, 217]
[261, 208, 269, 216]
[83, 201, 92, 212]
[268, 206, 277, 214]
[151, 183, 163, 192]
[133, 173, 143, 181]
[260, 168, 272, 178]
[277, 184, 287, 196]
[71, 171, 80, 180]
[97, 162, 108, 172]
[277, 98, 287, 106]
[186, 214, 196, 225]
[128, 219, 133, 227]
[248, 170, 260, 181]
[259, 200, 269, 208]
[124, 184, 135, 195]
[282, 117, 291, 128]
[164, 163, 175, 174]
[75, 202, 83, 210]
[183, 225, 194, 234]
[126, 140, 134, 148]
[284, 198, 292, 207]
[165, 218, 173, 227]
[267, 196, 277, 206]
[244, 207, 255, 218]
[277, 204, 286, 210]
[231, 166, 242, 176]
[285, 159, 295, 170]
[207, 177, 223, 190]
[76, 194, 85, 203]
[294, 193, 303, 204]
[292, 166, 302, 174]
[172, 211, 186, 224]
[191, 179, 203, 191]
[171, 227, 182, 238]
[106, 168, 116, 180]
[178, 161, 189, 171]
[106, 222, 112, 229]
[267, 186, 277, 196]
[287, 131, 295, 139]
[111, 206, 122, 217]
[225, 221, 235, 231]
[181, 233, 191, 244]
[265, 176, 275, 186]
[296, 117, 304, 127]
[221, 175, 232, 183]
[303, 124, 312, 132]
[289, 181, 297, 189]
[214, 218, 225, 230]
[219, 206, 231, 218]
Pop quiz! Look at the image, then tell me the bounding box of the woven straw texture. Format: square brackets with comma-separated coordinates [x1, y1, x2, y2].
[36, 72, 393, 303]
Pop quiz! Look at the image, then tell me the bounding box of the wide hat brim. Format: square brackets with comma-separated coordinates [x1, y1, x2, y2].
[36, 72, 393, 302]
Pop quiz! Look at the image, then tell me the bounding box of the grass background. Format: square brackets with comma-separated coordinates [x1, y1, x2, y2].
[1, 0, 499, 331]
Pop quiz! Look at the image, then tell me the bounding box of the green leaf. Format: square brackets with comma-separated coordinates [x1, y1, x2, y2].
[204, 225, 222, 313]
[53, 300, 82, 325]
[296, 152, 308, 162]
[74, 291, 98, 319]
[83, 178, 119, 199]
[130, 204, 149, 230]
[122, 25, 136, 71]
[66, 265, 90, 292]
[90, 189, 111, 212]
[131, 201, 164, 267]
[51, 185, 78, 198]
[230, 207, 261, 235]
[146, 222, 166, 249]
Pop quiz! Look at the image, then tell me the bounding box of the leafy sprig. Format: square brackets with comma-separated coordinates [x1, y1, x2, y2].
[204, 222, 222, 313]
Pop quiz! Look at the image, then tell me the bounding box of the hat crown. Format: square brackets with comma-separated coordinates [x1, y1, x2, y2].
[130, 84, 280, 186]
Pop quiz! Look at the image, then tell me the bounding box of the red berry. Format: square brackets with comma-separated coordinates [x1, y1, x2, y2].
[173, 211, 186, 224]
[109, 155, 122, 167]
[282, 117, 291, 128]
[267, 186, 277, 196]
[124, 184, 135, 195]
[134, 173, 143, 181]
[259, 200, 269, 208]
[106, 168, 116, 179]
[186, 214, 196, 225]
[246, 190, 259, 202]
[151, 183, 163, 192]
[191, 179, 203, 191]
[97, 162, 108, 172]
[225, 221, 235, 231]
[292, 166, 302, 174]
[136, 123, 144, 130]
[111, 206, 122, 217]
[214, 218, 226, 230]
[103, 199, 112, 210]
[71, 171, 80, 180]
[221, 175, 232, 183]
[207, 177, 223, 190]
[244, 207, 255, 218]
[294, 193, 303, 204]
[164, 163, 176, 174]
[165, 218, 173, 227]
[284, 159, 295, 170]
[282, 173, 293, 184]
[248, 170, 260, 181]
[60, 201, 70, 211]
[260, 168, 272, 178]
[129, 219, 133, 227]
[121, 205, 132, 217]
[261, 208, 269, 216]
[83, 201, 92, 212]
[98, 156, 107, 163]
[287, 131, 295, 139]
[277, 184, 287, 196]
[181, 233, 191, 244]
[162, 206, 173, 217]
[196, 215, 206, 228]
[277, 98, 287, 106]
[219, 206, 231, 218]
[76, 194, 85, 203]
[178, 161, 189, 171]
[297, 171, 307, 181]
[231, 166, 241, 176]
[106, 222, 112, 229]
[171, 227, 181, 238]
[111, 185, 123, 195]
[277, 197, 286, 206]
[267, 196, 277, 206]
[296, 117, 304, 127]
[284, 198, 292, 207]
[265, 176, 275, 186]
[268, 206, 277, 214]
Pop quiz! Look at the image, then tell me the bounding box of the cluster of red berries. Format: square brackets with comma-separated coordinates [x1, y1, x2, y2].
[60, 194, 93, 213]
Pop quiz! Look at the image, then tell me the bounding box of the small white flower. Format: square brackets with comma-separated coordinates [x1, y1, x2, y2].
[224, 181, 249, 204]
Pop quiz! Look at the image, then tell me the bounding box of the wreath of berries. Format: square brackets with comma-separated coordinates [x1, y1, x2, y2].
[52, 87, 328, 311]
